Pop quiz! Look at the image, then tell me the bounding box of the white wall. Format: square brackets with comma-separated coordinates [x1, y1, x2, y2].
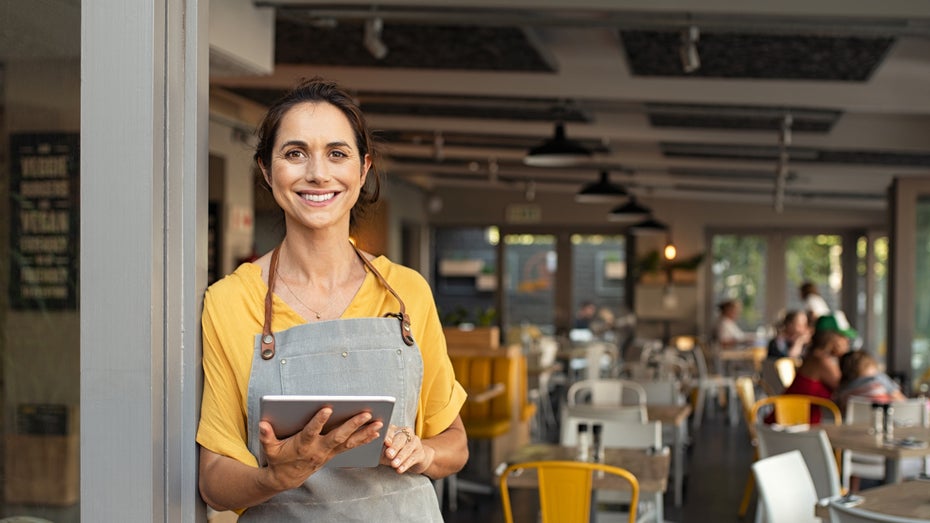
[209, 119, 258, 276]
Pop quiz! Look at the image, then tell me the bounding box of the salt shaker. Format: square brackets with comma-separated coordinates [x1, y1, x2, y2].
[871, 402, 884, 437]
[883, 404, 895, 443]
[577, 423, 591, 461]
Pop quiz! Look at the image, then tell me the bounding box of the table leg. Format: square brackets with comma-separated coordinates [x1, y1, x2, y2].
[674, 422, 684, 507]
[885, 457, 902, 483]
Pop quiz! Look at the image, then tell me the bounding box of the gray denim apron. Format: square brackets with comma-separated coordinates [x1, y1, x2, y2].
[240, 245, 443, 522]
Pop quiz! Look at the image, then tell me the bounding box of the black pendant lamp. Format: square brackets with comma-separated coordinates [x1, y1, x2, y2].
[524, 122, 592, 167]
[576, 171, 628, 203]
[607, 196, 651, 222]
[629, 216, 669, 235]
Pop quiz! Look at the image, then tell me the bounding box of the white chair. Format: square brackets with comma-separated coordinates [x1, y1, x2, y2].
[561, 417, 662, 450]
[681, 338, 738, 429]
[563, 403, 649, 424]
[527, 336, 562, 438]
[828, 498, 928, 523]
[751, 450, 821, 523]
[568, 341, 619, 381]
[842, 397, 929, 491]
[756, 425, 841, 500]
[635, 378, 685, 406]
[560, 417, 665, 522]
[566, 378, 647, 408]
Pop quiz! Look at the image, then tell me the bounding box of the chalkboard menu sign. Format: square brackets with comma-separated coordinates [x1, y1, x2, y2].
[9, 133, 80, 310]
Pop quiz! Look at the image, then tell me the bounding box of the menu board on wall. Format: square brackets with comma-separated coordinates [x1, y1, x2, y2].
[9, 133, 80, 310]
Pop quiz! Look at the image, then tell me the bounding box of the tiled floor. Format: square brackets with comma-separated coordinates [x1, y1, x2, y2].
[443, 400, 758, 523]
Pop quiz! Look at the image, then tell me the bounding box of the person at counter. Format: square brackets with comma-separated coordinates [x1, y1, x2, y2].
[800, 281, 831, 323]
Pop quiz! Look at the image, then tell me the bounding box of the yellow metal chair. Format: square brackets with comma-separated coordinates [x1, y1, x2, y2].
[750, 394, 842, 426]
[499, 460, 640, 523]
[735, 376, 759, 518]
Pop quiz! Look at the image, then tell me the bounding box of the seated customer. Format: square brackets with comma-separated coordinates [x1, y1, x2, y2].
[766, 309, 810, 360]
[779, 314, 855, 423]
[713, 299, 753, 349]
[834, 349, 905, 413]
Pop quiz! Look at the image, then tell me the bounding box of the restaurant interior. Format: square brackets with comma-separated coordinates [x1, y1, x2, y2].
[3, 1, 930, 522]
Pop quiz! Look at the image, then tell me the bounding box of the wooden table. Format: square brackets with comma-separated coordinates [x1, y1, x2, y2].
[647, 404, 692, 508]
[502, 443, 671, 522]
[821, 424, 930, 483]
[718, 347, 766, 376]
[815, 479, 930, 520]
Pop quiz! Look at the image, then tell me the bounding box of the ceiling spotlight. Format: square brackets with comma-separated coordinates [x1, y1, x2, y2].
[607, 195, 652, 222]
[364, 17, 388, 60]
[680, 25, 701, 74]
[576, 171, 628, 203]
[524, 122, 592, 167]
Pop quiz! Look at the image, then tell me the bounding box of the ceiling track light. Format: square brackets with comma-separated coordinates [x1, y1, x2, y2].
[774, 113, 793, 213]
[364, 17, 388, 60]
[575, 170, 628, 203]
[607, 195, 652, 222]
[524, 121, 592, 167]
[680, 25, 701, 74]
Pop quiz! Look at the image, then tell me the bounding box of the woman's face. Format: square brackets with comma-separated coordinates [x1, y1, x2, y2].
[786, 314, 808, 337]
[261, 102, 370, 232]
[829, 334, 850, 357]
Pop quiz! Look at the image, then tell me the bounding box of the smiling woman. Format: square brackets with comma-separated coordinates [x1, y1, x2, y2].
[196, 78, 468, 522]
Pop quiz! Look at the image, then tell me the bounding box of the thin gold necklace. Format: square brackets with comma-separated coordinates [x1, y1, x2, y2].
[275, 268, 327, 320]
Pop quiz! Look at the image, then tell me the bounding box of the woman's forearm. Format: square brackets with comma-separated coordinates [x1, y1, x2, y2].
[420, 416, 468, 480]
[199, 448, 284, 512]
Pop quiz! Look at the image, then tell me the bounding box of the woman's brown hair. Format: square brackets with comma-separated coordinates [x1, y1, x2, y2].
[253, 77, 382, 228]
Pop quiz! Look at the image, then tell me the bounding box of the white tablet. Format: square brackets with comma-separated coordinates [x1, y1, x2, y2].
[260, 394, 396, 468]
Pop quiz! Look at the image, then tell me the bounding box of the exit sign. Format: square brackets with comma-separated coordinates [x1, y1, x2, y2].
[506, 204, 542, 223]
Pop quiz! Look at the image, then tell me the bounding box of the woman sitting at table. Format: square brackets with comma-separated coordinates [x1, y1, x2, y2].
[776, 315, 854, 423]
[766, 309, 810, 360]
[834, 349, 905, 414]
[713, 299, 753, 349]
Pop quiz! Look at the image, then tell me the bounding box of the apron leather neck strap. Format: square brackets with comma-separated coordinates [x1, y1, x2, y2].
[260, 245, 282, 360]
[260, 242, 414, 360]
[350, 243, 415, 347]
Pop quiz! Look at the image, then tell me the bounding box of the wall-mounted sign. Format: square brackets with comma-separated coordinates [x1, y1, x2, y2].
[10, 133, 80, 310]
[505, 203, 542, 224]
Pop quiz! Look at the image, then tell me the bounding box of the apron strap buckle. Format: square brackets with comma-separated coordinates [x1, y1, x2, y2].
[385, 312, 415, 346]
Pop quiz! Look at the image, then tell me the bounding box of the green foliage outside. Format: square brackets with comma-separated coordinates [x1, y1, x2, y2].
[784, 234, 841, 294]
[712, 235, 766, 328]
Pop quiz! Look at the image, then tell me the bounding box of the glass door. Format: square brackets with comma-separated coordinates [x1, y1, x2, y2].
[502, 233, 557, 337]
[2, 1, 81, 520]
[784, 234, 843, 314]
[913, 197, 930, 389]
[710, 234, 768, 331]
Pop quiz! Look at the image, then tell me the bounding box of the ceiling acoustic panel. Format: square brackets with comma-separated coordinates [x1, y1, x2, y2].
[622, 31, 894, 81]
[275, 17, 555, 72]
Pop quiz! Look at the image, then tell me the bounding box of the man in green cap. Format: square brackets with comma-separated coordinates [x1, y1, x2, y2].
[814, 311, 858, 352]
